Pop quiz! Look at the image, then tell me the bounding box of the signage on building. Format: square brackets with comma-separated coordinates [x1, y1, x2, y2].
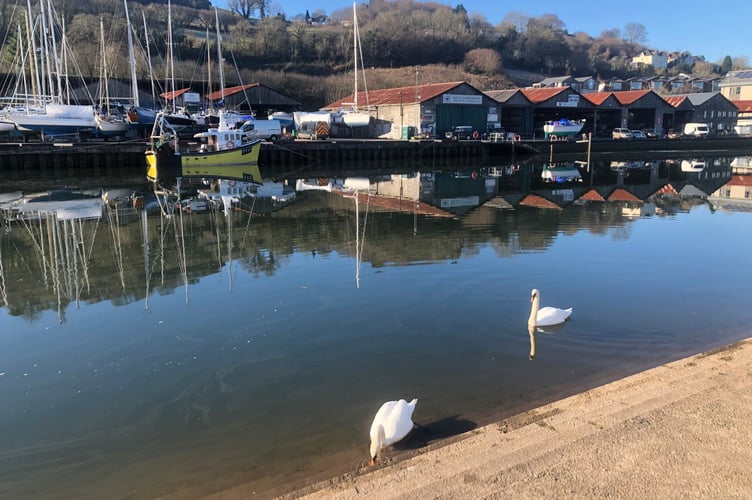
[556, 95, 580, 107]
[183, 92, 201, 103]
[442, 94, 483, 105]
[440, 196, 480, 208]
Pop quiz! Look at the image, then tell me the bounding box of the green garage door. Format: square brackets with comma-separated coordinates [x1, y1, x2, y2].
[436, 104, 488, 136]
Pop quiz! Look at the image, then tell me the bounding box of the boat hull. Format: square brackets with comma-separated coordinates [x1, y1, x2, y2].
[543, 119, 585, 139]
[146, 141, 263, 185]
[342, 111, 371, 127]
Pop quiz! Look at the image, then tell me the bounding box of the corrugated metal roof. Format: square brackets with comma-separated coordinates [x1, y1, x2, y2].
[160, 88, 191, 100]
[727, 175, 752, 187]
[611, 90, 651, 105]
[519, 194, 563, 209]
[579, 189, 605, 202]
[484, 89, 532, 105]
[733, 100, 752, 112]
[581, 92, 613, 105]
[206, 83, 260, 100]
[323, 81, 466, 109]
[608, 188, 642, 202]
[656, 184, 679, 195]
[519, 87, 569, 104]
[663, 96, 688, 108]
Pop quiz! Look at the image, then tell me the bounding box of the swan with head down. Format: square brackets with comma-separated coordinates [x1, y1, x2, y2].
[369, 398, 417, 466]
[528, 288, 572, 327]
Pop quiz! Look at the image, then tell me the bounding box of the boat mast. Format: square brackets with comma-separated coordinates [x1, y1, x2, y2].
[352, 1, 358, 111]
[167, 0, 175, 111]
[206, 26, 212, 111]
[24, 5, 41, 107]
[142, 11, 156, 107]
[44, 0, 62, 102]
[124, 0, 139, 107]
[214, 8, 225, 107]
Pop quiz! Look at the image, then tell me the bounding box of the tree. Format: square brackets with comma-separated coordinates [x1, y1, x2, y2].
[720, 55, 732, 73]
[732, 56, 750, 70]
[229, 0, 269, 19]
[623, 22, 647, 46]
[463, 48, 502, 74]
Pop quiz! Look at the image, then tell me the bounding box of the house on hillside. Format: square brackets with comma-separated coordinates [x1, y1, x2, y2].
[632, 50, 668, 69]
[719, 70, 752, 101]
[533, 75, 598, 94]
[599, 77, 627, 92]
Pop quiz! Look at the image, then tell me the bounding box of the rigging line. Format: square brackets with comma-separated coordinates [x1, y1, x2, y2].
[0, 236, 7, 307]
[238, 195, 257, 250]
[359, 191, 370, 265]
[177, 204, 189, 306]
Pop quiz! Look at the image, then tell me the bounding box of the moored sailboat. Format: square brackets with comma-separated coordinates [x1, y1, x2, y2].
[146, 7, 262, 186]
[339, 1, 371, 127]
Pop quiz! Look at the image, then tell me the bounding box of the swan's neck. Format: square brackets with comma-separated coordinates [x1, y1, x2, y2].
[528, 296, 539, 326]
[370, 424, 385, 460]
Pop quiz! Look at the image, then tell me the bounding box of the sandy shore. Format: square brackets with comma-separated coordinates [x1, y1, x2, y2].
[284, 338, 752, 499]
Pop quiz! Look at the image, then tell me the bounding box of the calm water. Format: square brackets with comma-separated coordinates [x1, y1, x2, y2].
[1, 154, 751, 498]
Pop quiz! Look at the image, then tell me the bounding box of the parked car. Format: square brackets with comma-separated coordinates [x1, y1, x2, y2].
[612, 128, 632, 139]
[630, 130, 647, 139]
[642, 129, 658, 138]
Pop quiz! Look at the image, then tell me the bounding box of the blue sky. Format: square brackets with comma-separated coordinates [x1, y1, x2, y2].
[216, 0, 750, 63]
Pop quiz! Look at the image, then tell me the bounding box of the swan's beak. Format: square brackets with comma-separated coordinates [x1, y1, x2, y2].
[530, 294, 535, 302]
[369, 458, 376, 466]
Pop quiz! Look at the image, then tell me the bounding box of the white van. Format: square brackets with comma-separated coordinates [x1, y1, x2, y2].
[683, 123, 710, 137]
[239, 119, 282, 141]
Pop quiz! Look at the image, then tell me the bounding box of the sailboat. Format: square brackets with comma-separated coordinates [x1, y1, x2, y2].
[6, 0, 97, 140]
[146, 7, 263, 186]
[125, 8, 158, 133]
[95, 15, 131, 138]
[340, 1, 371, 127]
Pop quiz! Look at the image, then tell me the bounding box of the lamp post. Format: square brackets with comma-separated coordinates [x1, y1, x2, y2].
[414, 65, 420, 133]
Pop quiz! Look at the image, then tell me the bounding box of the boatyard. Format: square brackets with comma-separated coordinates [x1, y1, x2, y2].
[2, 135, 752, 180]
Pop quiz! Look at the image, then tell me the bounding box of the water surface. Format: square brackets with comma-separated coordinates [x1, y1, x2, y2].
[1, 155, 751, 498]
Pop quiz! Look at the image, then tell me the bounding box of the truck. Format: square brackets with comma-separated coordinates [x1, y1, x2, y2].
[682, 123, 710, 138]
[239, 119, 282, 141]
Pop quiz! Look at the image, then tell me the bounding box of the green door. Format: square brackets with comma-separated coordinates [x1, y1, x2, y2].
[436, 104, 487, 136]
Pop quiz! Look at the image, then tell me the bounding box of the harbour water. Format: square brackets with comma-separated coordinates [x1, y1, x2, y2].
[1, 154, 751, 498]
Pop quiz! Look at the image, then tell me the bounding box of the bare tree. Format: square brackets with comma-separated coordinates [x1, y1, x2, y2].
[499, 11, 529, 34]
[229, 0, 269, 19]
[464, 48, 502, 74]
[623, 22, 647, 46]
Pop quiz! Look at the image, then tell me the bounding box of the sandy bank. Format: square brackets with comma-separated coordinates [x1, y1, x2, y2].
[287, 338, 752, 499]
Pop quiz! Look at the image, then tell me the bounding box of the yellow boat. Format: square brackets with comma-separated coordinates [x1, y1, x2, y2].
[146, 112, 263, 185]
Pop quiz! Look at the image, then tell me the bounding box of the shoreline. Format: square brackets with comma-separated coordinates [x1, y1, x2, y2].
[274, 337, 752, 499]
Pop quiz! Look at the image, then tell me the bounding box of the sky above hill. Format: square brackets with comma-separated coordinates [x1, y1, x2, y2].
[215, 0, 750, 63]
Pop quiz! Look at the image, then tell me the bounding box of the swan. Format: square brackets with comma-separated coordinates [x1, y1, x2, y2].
[528, 288, 572, 327]
[369, 398, 418, 465]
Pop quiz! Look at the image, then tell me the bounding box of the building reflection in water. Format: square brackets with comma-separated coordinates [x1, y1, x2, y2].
[0, 155, 746, 323]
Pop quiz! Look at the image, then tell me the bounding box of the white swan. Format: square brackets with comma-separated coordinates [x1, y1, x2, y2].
[369, 398, 418, 465]
[528, 288, 572, 327]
